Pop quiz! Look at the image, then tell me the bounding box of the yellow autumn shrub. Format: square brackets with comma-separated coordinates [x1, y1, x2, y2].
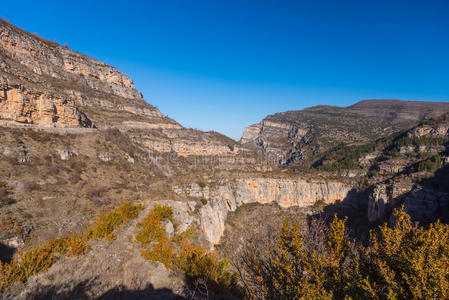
[176, 241, 237, 289]
[243, 208, 449, 299]
[136, 205, 237, 292]
[0, 201, 143, 294]
[141, 238, 175, 268]
[88, 201, 144, 240]
[359, 208, 449, 299]
[0, 240, 60, 293]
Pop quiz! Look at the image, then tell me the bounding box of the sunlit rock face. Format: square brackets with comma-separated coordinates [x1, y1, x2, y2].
[0, 20, 177, 128]
[174, 177, 352, 244]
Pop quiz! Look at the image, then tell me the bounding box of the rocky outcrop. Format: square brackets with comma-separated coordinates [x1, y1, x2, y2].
[0, 79, 92, 127]
[174, 177, 352, 244]
[367, 185, 389, 222]
[408, 123, 449, 138]
[240, 120, 309, 165]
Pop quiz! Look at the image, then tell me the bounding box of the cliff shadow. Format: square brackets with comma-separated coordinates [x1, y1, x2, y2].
[310, 187, 374, 243]
[312, 163, 449, 243]
[97, 284, 184, 300]
[394, 163, 449, 225]
[17, 281, 183, 300]
[0, 241, 15, 263]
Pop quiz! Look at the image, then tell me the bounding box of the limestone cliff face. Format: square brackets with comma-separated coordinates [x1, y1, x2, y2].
[0, 21, 140, 100]
[135, 128, 239, 157]
[241, 120, 309, 165]
[174, 177, 352, 244]
[367, 185, 389, 222]
[0, 79, 91, 127]
[408, 124, 449, 138]
[0, 20, 176, 128]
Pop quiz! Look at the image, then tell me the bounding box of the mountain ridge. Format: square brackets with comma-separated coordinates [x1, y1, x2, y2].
[241, 99, 449, 166]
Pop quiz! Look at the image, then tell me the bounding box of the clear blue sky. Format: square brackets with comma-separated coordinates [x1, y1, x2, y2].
[1, 0, 448, 139]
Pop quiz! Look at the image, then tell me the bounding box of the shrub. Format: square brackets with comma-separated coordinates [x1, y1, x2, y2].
[358, 209, 449, 299]
[396, 135, 449, 147]
[47, 233, 90, 257]
[88, 201, 143, 240]
[149, 205, 174, 223]
[198, 181, 207, 188]
[239, 209, 449, 299]
[0, 217, 23, 234]
[0, 235, 83, 293]
[136, 206, 238, 293]
[176, 241, 237, 290]
[200, 197, 208, 205]
[135, 214, 166, 245]
[313, 198, 325, 208]
[141, 239, 175, 268]
[417, 154, 442, 172]
[135, 205, 173, 246]
[314, 142, 378, 171]
[0, 201, 143, 293]
[0, 181, 12, 198]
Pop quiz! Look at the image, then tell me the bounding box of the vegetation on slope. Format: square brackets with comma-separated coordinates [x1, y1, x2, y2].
[238, 208, 449, 299]
[135, 205, 238, 293]
[313, 115, 449, 173]
[0, 202, 143, 293]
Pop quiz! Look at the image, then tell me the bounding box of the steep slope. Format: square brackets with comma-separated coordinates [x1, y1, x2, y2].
[306, 114, 449, 225]
[241, 100, 449, 166]
[0, 20, 176, 128]
[0, 21, 273, 253]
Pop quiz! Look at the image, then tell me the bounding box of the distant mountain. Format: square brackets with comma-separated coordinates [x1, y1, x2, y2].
[241, 99, 449, 165]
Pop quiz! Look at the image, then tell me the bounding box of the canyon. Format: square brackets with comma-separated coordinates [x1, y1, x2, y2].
[1, 20, 449, 298]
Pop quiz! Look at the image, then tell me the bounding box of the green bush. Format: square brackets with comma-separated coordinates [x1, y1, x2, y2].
[396, 135, 449, 147]
[417, 155, 442, 172]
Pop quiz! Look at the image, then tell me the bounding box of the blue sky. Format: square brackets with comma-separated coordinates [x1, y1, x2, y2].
[1, 0, 448, 139]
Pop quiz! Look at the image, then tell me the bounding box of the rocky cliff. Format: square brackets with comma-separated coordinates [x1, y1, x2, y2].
[0, 20, 175, 128]
[241, 100, 449, 166]
[310, 115, 449, 225]
[173, 176, 352, 244]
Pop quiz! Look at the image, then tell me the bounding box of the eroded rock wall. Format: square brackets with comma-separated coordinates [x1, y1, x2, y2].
[0, 21, 141, 100]
[174, 177, 352, 244]
[0, 79, 91, 127]
[0, 20, 176, 128]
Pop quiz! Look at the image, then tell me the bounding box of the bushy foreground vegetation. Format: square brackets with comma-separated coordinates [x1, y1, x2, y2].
[238, 209, 449, 299]
[0, 202, 143, 293]
[135, 205, 238, 293]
